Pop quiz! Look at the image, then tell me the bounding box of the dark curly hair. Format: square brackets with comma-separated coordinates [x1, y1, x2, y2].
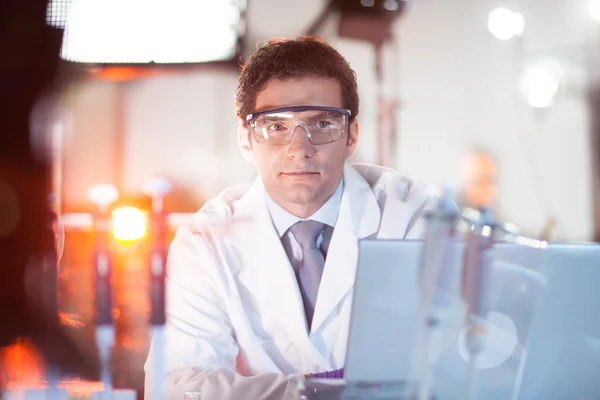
[235, 36, 359, 123]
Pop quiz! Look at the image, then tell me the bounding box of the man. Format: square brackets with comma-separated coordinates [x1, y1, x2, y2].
[145, 36, 440, 400]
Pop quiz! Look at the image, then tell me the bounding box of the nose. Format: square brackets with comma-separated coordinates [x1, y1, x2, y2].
[286, 124, 315, 159]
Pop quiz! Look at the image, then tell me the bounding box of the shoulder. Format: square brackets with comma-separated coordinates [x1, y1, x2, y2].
[166, 182, 254, 280]
[348, 163, 447, 239]
[348, 162, 441, 205]
[176, 182, 253, 234]
[169, 183, 253, 255]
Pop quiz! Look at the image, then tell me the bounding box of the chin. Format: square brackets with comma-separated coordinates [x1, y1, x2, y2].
[283, 190, 320, 205]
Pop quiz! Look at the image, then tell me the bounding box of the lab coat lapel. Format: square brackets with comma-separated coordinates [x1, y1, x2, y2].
[311, 165, 382, 334]
[229, 179, 310, 339]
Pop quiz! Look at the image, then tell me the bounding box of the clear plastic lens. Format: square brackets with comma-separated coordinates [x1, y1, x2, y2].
[252, 109, 347, 145]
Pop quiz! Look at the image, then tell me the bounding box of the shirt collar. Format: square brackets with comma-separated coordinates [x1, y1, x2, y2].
[265, 179, 344, 238]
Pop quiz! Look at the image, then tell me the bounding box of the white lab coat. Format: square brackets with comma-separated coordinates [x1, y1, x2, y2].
[144, 163, 440, 400]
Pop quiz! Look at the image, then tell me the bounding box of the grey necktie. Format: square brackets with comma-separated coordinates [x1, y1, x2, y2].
[288, 220, 326, 329]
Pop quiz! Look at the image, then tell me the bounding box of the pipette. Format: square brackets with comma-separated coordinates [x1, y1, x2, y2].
[416, 189, 461, 400]
[88, 184, 119, 400]
[143, 178, 172, 400]
[461, 207, 495, 400]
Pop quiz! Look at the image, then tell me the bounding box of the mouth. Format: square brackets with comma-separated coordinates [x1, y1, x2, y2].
[280, 171, 320, 177]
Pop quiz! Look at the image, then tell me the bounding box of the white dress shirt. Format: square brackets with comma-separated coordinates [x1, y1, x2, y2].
[265, 180, 344, 268]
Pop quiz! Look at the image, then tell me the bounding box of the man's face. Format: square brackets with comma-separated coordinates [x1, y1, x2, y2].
[246, 77, 359, 217]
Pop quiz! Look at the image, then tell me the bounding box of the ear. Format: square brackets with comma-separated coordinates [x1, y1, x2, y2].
[237, 121, 254, 163]
[345, 119, 360, 158]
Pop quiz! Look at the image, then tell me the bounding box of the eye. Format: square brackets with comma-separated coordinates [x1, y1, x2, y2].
[269, 122, 286, 131]
[317, 120, 334, 129]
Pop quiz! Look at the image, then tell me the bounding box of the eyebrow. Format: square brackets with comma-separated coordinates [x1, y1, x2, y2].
[304, 111, 337, 120]
[260, 115, 293, 122]
[253, 105, 279, 113]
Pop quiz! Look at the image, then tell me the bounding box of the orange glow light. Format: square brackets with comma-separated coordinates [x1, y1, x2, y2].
[112, 207, 147, 241]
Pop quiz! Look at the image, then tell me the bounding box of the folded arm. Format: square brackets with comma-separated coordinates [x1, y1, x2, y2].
[144, 226, 300, 400]
[160, 368, 301, 400]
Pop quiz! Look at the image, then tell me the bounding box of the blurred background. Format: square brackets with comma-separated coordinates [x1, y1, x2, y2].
[44, 0, 600, 242]
[2, 0, 600, 397]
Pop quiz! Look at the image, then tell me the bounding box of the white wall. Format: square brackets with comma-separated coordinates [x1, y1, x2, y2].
[395, 0, 595, 240]
[61, 80, 121, 209]
[122, 68, 255, 202]
[64, 0, 597, 241]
